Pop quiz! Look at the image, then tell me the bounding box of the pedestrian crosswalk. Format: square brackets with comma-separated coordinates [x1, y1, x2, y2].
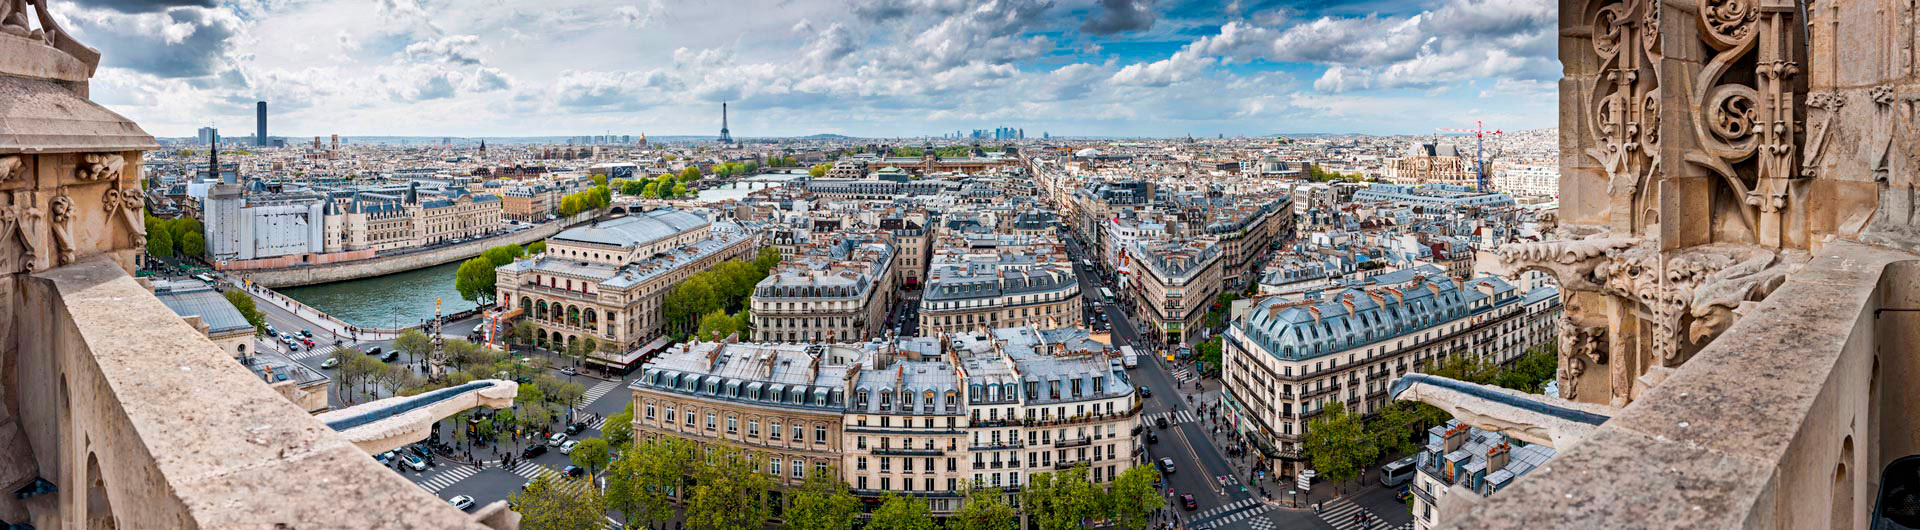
[586, 415, 609, 430]
[1145, 410, 1198, 426]
[509, 461, 597, 494]
[289, 347, 329, 361]
[1315, 497, 1412, 530]
[580, 380, 621, 407]
[1172, 366, 1197, 383]
[1188, 497, 1267, 527]
[412, 465, 478, 493]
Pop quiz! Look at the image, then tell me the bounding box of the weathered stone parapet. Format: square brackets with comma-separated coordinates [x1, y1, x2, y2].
[1437, 242, 1919, 529]
[317, 379, 518, 455]
[10, 257, 499, 529]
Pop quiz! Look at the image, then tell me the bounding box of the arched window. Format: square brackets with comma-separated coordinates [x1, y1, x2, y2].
[535, 300, 548, 320]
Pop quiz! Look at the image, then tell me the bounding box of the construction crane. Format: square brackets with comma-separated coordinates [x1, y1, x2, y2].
[1436, 121, 1503, 191]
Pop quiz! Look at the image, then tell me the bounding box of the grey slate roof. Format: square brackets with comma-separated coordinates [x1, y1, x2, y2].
[152, 280, 253, 335]
[552, 209, 709, 248]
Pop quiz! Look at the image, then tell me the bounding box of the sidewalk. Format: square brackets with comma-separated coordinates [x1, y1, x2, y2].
[236, 282, 402, 342]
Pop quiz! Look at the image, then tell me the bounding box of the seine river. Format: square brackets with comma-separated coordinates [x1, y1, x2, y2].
[280, 260, 478, 329]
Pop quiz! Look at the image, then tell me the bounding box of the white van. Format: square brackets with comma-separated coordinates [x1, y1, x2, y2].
[1381, 456, 1418, 487]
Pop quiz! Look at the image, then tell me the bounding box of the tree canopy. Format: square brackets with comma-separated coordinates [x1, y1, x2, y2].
[1305, 401, 1376, 492]
[454, 256, 497, 303]
[869, 493, 936, 530]
[785, 467, 859, 530]
[221, 289, 267, 335]
[508, 474, 604, 530]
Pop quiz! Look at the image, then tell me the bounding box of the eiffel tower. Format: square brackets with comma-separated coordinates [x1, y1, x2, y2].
[719, 102, 733, 144]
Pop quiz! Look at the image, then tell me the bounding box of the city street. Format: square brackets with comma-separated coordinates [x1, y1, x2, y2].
[1063, 229, 1413, 530]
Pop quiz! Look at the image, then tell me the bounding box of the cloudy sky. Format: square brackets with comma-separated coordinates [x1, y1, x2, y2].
[62, 0, 1559, 139]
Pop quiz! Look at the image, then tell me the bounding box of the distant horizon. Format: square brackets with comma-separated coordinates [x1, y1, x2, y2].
[79, 0, 1558, 139]
[163, 130, 1545, 143]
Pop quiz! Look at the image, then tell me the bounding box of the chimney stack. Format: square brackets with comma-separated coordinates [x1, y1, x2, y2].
[1487, 442, 1511, 472]
[1443, 424, 1467, 453]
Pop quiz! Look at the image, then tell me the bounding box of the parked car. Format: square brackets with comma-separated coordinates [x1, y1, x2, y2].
[1146, 431, 1159, 445]
[560, 366, 577, 376]
[1180, 494, 1197, 510]
[520, 445, 547, 458]
[1158, 458, 1176, 474]
[401, 453, 427, 472]
[410, 444, 433, 460]
[559, 440, 580, 455]
[564, 465, 584, 478]
[320, 357, 340, 369]
[447, 495, 475, 511]
[547, 433, 568, 446]
[375, 451, 393, 465]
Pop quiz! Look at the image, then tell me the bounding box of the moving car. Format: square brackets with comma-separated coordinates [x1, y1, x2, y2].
[1146, 431, 1159, 445]
[300, 329, 313, 338]
[320, 357, 340, 369]
[520, 445, 547, 458]
[447, 495, 475, 511]
[401, 453, 428, 472]
[1155, 417, 1170, 429]
[547, 433, 568, 446]
[1181, 494, 1197, 510]
[1158, 458, 1176, 474]
[565, 422, 586, 436]
[560, 366, 577, 376]
[559, 440, 580, 455]
[380, 351, 400, 362]
[1137, 385, 1152, 398]
[564, 465, 584, 478]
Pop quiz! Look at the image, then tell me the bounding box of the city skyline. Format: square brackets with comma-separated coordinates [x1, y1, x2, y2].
[67, 0, 1558, 138]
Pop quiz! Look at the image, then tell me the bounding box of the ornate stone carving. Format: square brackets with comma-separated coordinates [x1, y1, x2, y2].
[1871, 84, 1897, 183]
[0, 155, 21, 182]
[76, 153, 124, 182]
[48, 194, 72, 266]
[0, 192, 40, 273]
[1494, 235, 1638, 291]
[1556, 317, 1608, 401]
[103, 185, 144, 249]
[1802, 91, 1844, 178]
[0, 0, 102, 70]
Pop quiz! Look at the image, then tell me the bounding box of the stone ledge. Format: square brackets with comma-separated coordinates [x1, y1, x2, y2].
[1437, 241, 1920, 529]
[40, 257, 491, 529]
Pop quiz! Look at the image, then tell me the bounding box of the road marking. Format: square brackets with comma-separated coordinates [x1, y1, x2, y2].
[1168, 421, 1222, 497]
[1314, 497, 1412, 530]
[413, 465, 479, 493]
[579, 380, 620, 407]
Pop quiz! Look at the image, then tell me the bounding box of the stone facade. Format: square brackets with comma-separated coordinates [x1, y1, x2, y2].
[1416, 1, 1920, 528]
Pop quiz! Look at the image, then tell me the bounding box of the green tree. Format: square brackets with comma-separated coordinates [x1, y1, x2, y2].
[679, 166, 701, 181]
[454, 256, 497, 304]
[869, 493, 935, 530]
[528, 241, 547, 255]
[179, 231, 206, 258]
[392, 329, 432, 365]
[641, 181, 661, 199]
[592, 174, 609, 187]
[1495, 344, 1558, 393]
[1429, 353, 1498, 385]
[950, 486, 1017, 530]
[511, 319, 538, 347]
[684, 446, 771, 530]
[569, 438, 612, 478]
[785, 466, 859, 530]
[482, 244, 525, 266]
[1369, 401, 1425, 459]
[1305, 401, 1376, 495]
[696, 309, 737, 341]
[1023, 464, 1102, 530]
[601, 446, 648, 523]
[1106, 464, 1164, 529]
[559, 195, 582, 217]
[147, 229, 174, 258]
[673, 183, 690, 197]
[509, 474, 605, 530]
[614, 433, 691, 526]
[221, 289, 268, 335]
[602, 406, 634, 450]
